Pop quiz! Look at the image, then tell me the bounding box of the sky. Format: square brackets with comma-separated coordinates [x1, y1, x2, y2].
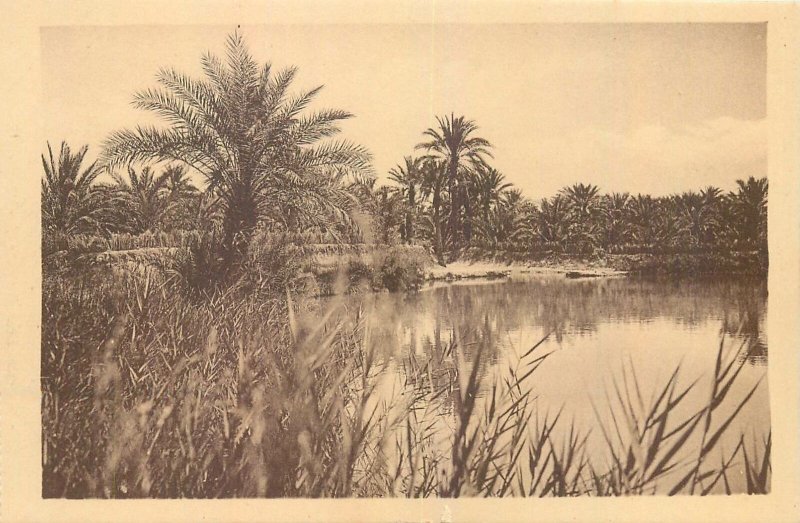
[40, 23, 767, 201]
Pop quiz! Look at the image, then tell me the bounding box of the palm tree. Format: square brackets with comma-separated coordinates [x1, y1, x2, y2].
[101, 32, 372, 265]
[418, 159, 448, 265]
[536, 195, 571, 253]
[158, 164, 202, 231]
[41, 141, 104, 235]
[674, 190, 722, 249]
[561, 183, 601, 253]
[628, 194, 660, 250]
[163, 164, 198, 199]
[485, 188, 528, 249]
[699, 186, 723, 246]
[561, 183, 600, 221]
[600, 192, 630, 252]
[651, 197, 681, 252]
[727, 177, 768, 249]
[700, 185, 722, 208]
[416, 114, 492, 255]
[474, 166, 512, 225]
[109, 165, 172, 233]
[373, 185, 403, 244]
[388, 156, 423, 244]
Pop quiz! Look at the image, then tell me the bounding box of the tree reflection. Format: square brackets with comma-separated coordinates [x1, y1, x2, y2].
[333, 274, 767, 369]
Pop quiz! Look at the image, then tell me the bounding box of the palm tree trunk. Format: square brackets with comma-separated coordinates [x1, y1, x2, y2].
[432, 183, 446, 266]
[222, 192, 258, 272]
[463, 185, 473, 245]
[407, 187, 415, 244]
[447, 159, 461, 252]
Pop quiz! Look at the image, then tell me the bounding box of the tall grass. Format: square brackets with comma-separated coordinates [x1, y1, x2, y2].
[42, 264, 769, 497]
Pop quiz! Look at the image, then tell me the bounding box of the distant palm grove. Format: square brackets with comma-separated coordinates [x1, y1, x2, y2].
[43, 139, 768, 258]
[41, 33, 769, 499]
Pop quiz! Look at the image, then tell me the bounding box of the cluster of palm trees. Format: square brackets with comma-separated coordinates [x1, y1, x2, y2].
[42, 141, 205, 237]
[41, 31, 768, 269]
[530, 180, 767, 255]
[374, 115, 767, 260]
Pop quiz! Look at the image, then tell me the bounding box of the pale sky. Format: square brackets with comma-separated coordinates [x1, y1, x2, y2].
[41, 23, 766, 200]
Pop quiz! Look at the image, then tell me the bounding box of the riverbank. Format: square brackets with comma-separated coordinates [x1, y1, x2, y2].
[427, 250, 767, 281]
[425, 260, 625, 281]
[78, 244, 766, 294]
[75, 245, 768, 296]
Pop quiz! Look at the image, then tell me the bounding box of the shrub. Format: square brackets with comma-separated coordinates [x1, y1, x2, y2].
[371, 245, 431, 292]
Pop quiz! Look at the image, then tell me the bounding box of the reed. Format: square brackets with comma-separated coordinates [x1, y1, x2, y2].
[42, 265, 769, 497]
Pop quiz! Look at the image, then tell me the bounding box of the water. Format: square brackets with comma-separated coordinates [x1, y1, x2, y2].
[325, 273, 769, 494]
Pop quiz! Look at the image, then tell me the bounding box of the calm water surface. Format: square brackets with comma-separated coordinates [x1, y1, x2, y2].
[326, 273, 769, 494]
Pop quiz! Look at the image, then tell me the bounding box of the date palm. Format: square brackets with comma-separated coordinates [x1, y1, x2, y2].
[600, 192, 630, 251]
[536, 195, 571, 253]
[416, 114, 492, 255]
[109, 165, 172, 233]
[101, 32, 372, 263]
[651, 197, 681, 252]
[674, 191, 721, 249]
[419, 159, 448, 265]
[163, 164, 198, 199]
[699, 186, 723, 246]
[561, 183, 600, 222]
[728, 177, 768, 249]
[157, 164, 202, 231]
[388, 156, 423, 244]
[561, 183, 601, 252]
[374, 185, 403, 244]
[41, 141, 104, 235]
[475, 166, 512, 225]
[628, 194, 660, 250]
[481, 188, 528, 249]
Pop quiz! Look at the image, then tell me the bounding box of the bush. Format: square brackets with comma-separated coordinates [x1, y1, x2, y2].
[165, 229, 309, 300]
[610, 251, 767, 276]
[238, 231, 307, 299]
[371, 245, 431, 292]
[346, 257, 374, 290]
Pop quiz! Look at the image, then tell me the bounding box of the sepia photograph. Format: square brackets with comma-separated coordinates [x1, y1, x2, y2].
[3, 1, 800, 522]
[39, 21, 771, 499]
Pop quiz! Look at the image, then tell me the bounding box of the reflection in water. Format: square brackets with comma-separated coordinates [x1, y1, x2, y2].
[324, 273, 769, 494]
[334, 274, 767, 366]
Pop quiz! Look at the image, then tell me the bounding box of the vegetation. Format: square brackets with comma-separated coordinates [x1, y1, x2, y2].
[41, 141, 105, 236]
[374, 120, 767, 267]
[41, 31, 769, 498]
[42, 267, 768, 497]
[416, 114, 493, 259]
[101, 32, 373, 274]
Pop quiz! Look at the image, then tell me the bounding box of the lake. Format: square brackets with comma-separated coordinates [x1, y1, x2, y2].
[323, 272, 769, 495]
